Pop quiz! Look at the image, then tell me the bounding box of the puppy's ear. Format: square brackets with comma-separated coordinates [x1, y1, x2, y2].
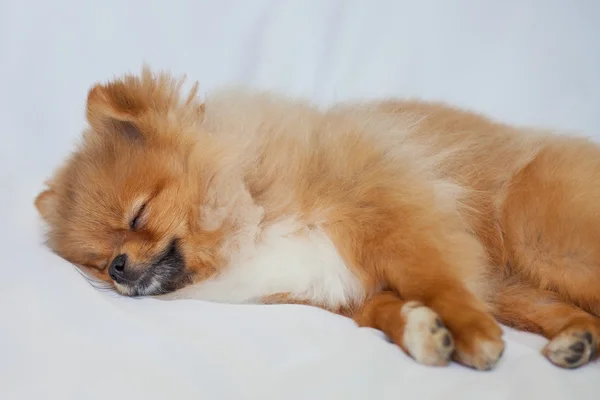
[86, 67, 202, 140]
[35, 187, 58, 223]
[86, 79, 145, 141]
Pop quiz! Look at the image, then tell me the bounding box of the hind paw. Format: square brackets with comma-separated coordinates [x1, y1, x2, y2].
[543, 330, 598, 369]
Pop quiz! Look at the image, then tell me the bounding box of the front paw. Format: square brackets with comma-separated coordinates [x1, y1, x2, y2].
[400, 301, 455, 366]
[449, 311, 505, 370]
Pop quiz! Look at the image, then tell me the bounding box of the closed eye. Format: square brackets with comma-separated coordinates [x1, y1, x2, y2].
[130, 203, 147, 231]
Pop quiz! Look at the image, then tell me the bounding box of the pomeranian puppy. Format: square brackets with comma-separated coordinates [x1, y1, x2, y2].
[35, 68, 600, 370]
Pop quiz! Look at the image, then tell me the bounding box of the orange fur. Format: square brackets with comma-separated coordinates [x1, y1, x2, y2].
[36, 67, 600, 370]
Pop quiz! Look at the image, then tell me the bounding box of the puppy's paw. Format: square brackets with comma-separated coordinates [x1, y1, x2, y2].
[448, 311, 505, 371]
[543, 329, 598, 369]
[401, 301, 454, 366]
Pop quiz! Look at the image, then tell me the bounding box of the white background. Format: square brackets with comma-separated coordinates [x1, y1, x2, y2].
[1, 1, 599, 399]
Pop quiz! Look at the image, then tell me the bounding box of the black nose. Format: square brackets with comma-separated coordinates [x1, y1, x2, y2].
[108, 254, 128, 282]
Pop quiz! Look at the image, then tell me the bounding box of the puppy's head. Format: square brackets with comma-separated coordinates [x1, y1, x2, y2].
[36, 68, 224, 296]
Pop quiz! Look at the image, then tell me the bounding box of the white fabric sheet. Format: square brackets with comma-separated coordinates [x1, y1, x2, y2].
[1, 1, 600, 399]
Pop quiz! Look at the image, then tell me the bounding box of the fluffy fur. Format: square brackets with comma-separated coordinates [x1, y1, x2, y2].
[36, 68, 600, 370]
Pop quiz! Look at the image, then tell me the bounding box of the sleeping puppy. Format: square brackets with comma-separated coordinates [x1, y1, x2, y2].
[35, 67, 600, 370]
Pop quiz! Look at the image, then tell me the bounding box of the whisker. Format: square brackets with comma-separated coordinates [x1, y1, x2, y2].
[71, 265, 117, 294]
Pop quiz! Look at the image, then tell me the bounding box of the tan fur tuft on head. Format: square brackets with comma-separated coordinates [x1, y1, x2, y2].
[86, 66, 202, 140]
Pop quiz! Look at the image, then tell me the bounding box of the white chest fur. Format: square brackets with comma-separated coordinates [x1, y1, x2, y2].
[164, 218, 365, 309]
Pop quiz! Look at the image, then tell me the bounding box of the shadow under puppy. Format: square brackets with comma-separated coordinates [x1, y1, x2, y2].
[36, 68, 600, 370]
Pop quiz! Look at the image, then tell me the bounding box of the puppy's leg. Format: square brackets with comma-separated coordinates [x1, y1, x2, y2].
[353, 291, 454, 366]
[492, 279, 600, 368]
[331, 212, 504, 370]
[391, 231, 506, 370]
[502, 139, 600, 316]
